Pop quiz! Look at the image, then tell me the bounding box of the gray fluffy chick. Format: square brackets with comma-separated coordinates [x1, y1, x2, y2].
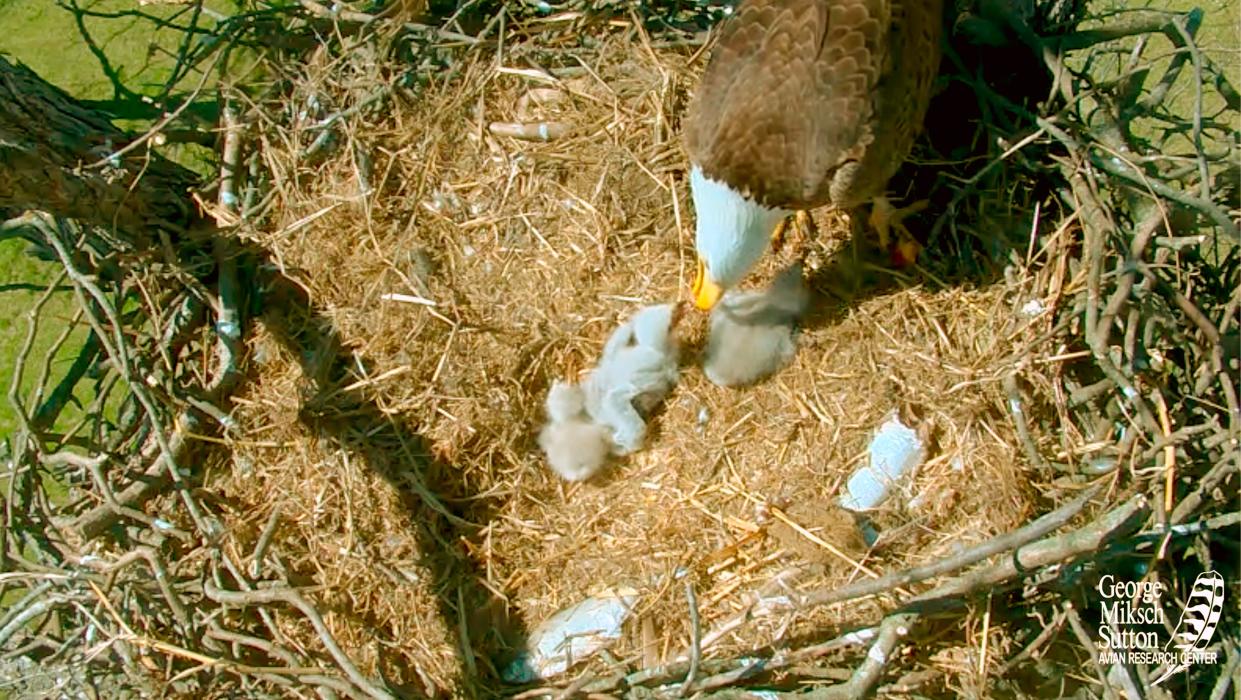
[584, 303, 682, 455]
[703, 263, 810, 387]
[539, 380, 613, 482]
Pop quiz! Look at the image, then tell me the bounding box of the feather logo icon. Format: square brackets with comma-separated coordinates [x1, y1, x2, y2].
[1153, 570, 1225, 686]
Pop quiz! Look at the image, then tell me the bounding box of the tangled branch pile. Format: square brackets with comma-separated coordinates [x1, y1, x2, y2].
[0, 1, 1236, 698]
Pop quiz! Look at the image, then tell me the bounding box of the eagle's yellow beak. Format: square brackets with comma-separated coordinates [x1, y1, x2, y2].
[692, 258, 724, 310]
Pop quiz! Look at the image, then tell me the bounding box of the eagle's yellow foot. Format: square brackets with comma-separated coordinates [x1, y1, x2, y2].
[869, 196, 928, 268]
[771, 211, 817, 258]
[771, 216, 790, 252]
[890, 230, 924, 268]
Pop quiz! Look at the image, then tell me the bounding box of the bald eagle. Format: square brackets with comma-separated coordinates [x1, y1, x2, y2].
[684, 0, 943, 309]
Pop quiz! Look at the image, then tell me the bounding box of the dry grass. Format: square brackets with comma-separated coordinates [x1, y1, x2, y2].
[5, 2, 1236, 698]
[210, 30, 1074, 694]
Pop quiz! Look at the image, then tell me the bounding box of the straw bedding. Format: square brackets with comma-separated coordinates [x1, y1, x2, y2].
[5, 2, 1236, 698]
[215, 31, 1054, 692]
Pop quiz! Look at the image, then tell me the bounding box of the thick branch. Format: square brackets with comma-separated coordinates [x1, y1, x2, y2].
[0, 56, 202, 240]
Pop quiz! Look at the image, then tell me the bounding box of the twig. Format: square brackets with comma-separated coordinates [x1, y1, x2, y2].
[206, 623, 300, 667]
[3, 268, 67, 571]
[804, 485, 1106, 611]
[297, 0, 377, 24]
[212, 104, 245, 399]
[31, 331, 101, 430]
[40, 215, 216, 538]
[1092, 209, 1164, 351]
[71, 425, 192, 539]
[978, 591, 993, 677]
[581, 624, 879, 695]
[1135, 420, 1219, 466]
[843, 612, 918, 700]
[250, 504, 283, 578]
[1054, 12, 1181, 52]
[778, 616, 920, 700]
[688, 486, 1104, 662]
[1153, 390, 1176, 515]
[80, 452, 193, 542]
[679, 578, 701, 697]
[691, 566, 801, 654]
[1088, 153, 1238, 240]
[83, 49, 224, 170]
[6, 270, 64, 437]
[202, 582, 395, 700]
[1137, 512, 1241, 539]
[998, 607, 1065, 675]
[1208, 645, 1239, 700]
[218, 102, 243, 218]
[0, 592, 80, 648]
[902, 495, 1149, 609]
[1169, 457, 1239, 524]
[1004, 373, 1050, 471]
[1061, 170, 1162, 435]
[0, 581, 55, 639]
[70, 547, 193, 632]
[489, 121, 571, 141]
[1167, 15, 1211, 202]
[1064, 601, 1118, 700]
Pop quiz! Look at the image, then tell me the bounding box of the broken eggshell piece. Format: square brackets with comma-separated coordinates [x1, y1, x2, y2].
[839, 415, 925, 512]
[502, 587, 640, 682]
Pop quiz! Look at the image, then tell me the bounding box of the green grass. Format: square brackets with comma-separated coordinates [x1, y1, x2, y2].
[0, 1, 243, 651]
[0, 241, 85, 439]
[1, 0, 210, 100]
[1083, 0, 1240, 141]
[0, 1, 237, 438]
[1076, 0, 1239, 266]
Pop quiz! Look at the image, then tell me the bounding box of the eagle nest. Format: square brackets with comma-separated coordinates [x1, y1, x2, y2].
[2, 1, 1237, 698]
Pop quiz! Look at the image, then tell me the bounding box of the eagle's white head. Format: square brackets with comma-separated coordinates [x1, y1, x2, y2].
[689, 165, 789, 310]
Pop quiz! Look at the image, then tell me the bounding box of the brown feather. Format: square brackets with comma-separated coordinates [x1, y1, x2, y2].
[685, 0, 942, 210]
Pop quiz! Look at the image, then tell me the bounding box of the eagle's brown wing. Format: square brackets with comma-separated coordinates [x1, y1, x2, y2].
[829, 0, 942, 208]
[685, 0, 943, 211]
[685, 0, 887, 210]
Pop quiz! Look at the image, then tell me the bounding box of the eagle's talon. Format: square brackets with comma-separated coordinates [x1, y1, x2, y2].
[869, 196, 928, 267]
[792, 210, 817, 261]
[772, 211, 817, 259]
[890, 232, 924, 268]
[770, 216, 791, 253]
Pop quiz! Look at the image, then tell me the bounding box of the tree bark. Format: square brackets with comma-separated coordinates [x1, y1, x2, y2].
[0, 56, 202, 243]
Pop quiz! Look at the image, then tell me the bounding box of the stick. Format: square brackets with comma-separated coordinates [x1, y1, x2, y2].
[902, 495, 1149, 609]
[40, 216, 216, 538]
[803, 485, 1107, 611]
[1170, 457, 1239, 524]
[580, 624, 880, 695]
[1004, 373, 1050, 471]
[1208, 645, 1239, 700]
[999, 608, 1065, 675]
[843, 612, 919, 699]
[203, 582, 394, 700]
[679, 578, 701, 697]
[250, 504, 282, 578]
[71, 424, 192, 539]
[488, 121, 570, 141]
[1064, 601, 1119, 700]
[686, 486, 1108, 665]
